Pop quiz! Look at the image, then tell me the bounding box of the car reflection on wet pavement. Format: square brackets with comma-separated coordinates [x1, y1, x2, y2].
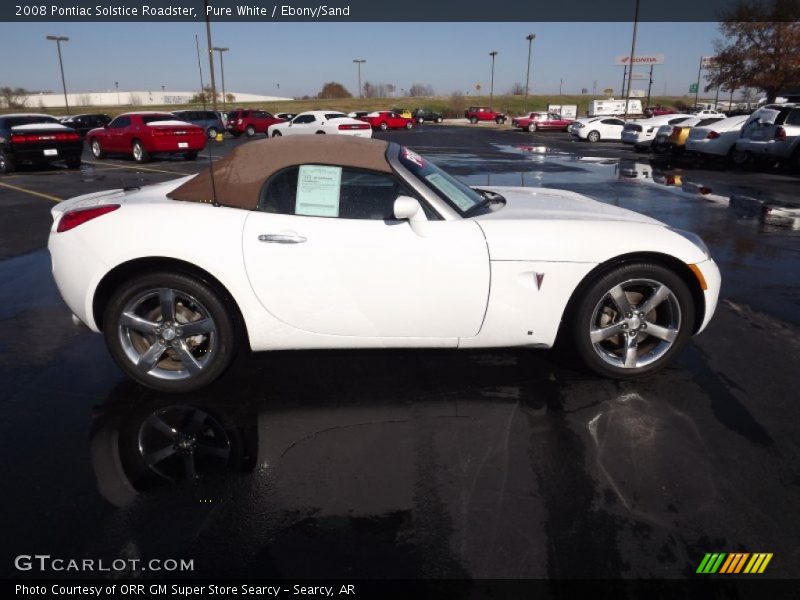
[1, 127, 799, 580]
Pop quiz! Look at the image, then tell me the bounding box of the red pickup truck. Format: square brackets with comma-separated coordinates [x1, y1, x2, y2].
[464, 106, 507, 124]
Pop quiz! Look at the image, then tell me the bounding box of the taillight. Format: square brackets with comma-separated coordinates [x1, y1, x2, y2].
[11, 132, 80, 143]
[707, 131, 720, 139]
[775, 127, 786, 141]
[338, 123, 370, 130]
[57, 205, 120, 233]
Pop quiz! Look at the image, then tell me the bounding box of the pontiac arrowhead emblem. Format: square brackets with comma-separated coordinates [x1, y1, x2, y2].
[534, 272, 545, 290]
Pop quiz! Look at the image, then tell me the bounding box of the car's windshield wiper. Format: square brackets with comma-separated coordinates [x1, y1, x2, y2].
[463, 188, 506, 216]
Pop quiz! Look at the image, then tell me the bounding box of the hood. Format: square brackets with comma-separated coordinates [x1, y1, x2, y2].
[472, 186, 664, 226]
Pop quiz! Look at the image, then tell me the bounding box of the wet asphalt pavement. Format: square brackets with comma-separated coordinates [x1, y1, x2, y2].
[1, 126, 799, 584]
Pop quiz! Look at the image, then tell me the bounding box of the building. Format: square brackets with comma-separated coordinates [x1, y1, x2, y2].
[12, 90, 292, 109]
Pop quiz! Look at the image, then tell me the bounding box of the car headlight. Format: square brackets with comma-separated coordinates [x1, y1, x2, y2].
[668, 227, 710, 258]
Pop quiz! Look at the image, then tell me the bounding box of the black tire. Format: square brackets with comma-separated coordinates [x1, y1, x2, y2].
[132, 140, 150, 163]
[207, 127, 218, 139]
[570, 262, 694, 379]
[245, 125, 256, 137]
[470, 117, 478, 124]
[379, 122, 388, 131]
[527, 122, 537, 132]
[231, 132, 242, 138]
[103, 271, 236, 393]
[272, 131, 282, 137]
[0, 151, 15, 174]
[496, 117, 505, 124]
[316, 131, 326, 135]
[184, 151, 198, 161]
[728, 146, 750, 167]
[65, 156, 82, 169]
[436, 116, 443, 123]
[90, 138, 106, 159]
[587, 130, 601, 143]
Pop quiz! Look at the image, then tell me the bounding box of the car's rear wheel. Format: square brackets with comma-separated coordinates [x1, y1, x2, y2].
[379, 122, 388, 131]
[436, 116, 443, 123]
[103, 272, 236, 393]
[587, 130, 601, 143]
[91, 139, 106, 159]
[571, 262, 694, 379]
[272, 131, 282, 137]
[207, 127, 218, 139]
[0, 151, 15, 174]
[132, 140, 150, 163]
[316, 131, 326, 135]
[470, 117, 478, 124]
[405, 121, 413, 130]
[245, 125, 256, 137]
[527, 123, 537, 132]
[728, 146, 750, 167]
[184, 152, 198, 161]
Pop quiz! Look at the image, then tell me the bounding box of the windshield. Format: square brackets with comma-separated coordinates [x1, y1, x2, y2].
[398, 146, 485, 215]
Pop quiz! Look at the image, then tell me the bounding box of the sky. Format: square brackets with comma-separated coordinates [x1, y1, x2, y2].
[4, 22, 722, 98]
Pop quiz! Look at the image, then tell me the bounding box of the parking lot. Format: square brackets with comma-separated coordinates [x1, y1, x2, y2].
[1, 126, 799, 580]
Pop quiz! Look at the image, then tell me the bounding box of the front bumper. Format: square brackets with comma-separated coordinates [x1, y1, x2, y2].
[693, 258, 722, 334]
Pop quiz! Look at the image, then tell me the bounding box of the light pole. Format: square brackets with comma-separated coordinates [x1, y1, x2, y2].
[623, 0, 641, 120]
[524, 34, 535, 112]
[489, 51, 498, 106]
[353, 59, 366, 98]
[559, 78, 564, 96]
[114, 81, 119, 105]
[213, 46, 229, 111]
[46, 35, 70, 115]
[202, 0, 218, 110]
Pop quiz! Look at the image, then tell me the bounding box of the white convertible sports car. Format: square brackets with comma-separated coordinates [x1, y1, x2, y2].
[48, 137, 720, 392]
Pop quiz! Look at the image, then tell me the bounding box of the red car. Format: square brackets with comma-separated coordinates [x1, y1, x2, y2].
[644, 106, 677, 117]
[87, 112, 206, 163]
[511, 112, 573, 132]
[227, 108, 284, 137]
[360, 111, 414, 131]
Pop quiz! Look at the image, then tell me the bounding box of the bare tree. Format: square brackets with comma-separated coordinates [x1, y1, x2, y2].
[408, 83, 434, 97]
[508, 82, 526, 95]
[0, 86, 30, 109]
[705, 0, 800, 103]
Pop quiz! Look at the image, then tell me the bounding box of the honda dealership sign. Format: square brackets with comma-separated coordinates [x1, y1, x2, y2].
[614, 54, 665, 65]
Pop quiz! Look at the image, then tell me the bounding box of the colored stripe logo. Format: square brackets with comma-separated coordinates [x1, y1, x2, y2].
[696, 552, 773, 574]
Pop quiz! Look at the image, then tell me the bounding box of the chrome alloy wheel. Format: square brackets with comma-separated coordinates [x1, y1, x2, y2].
[589, 278, 682, 369]
[117, 288, 217, 381]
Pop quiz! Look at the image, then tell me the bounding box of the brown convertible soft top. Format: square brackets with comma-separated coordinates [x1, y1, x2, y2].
[167, 136, 392, 209]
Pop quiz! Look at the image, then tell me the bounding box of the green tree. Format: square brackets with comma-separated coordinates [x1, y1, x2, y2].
[706, 0, 800, 103]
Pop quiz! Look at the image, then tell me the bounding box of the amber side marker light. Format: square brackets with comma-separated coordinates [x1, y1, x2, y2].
[688, 263, 708, 291]
[57, 204, 120, 233]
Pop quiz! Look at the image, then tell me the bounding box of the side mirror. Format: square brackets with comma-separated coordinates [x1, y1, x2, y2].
[393, 196, 425, 222]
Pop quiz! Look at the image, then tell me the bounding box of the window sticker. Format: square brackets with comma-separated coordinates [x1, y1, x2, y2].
[295, 165, 342, 217]
[426, 172, 475, 211]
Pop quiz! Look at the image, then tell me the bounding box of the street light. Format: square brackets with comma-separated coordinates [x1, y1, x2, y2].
[212, 46, 229, 111]
[353, 59, 366, 98]
[46, 35, 70, 115]
[524, 34, 535, 112]
[114, 81, 119, 105]
[489, 51, 498, 106]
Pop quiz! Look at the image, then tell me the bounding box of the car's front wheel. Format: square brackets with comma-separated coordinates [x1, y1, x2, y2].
[587, 130, 601, 143]
[571, 262, 694, 379]
[527, 123, 537, 132]
[436, 116, 443, 123]
[272, 130, 282, 137]
[379, 122, 388, 131]
[0, 151, 15, 174]
[103, 272, 236, 392]
[207, 127, 218, 139]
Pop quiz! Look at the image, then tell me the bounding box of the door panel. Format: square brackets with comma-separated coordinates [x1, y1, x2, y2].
[242, 213, 490, 339]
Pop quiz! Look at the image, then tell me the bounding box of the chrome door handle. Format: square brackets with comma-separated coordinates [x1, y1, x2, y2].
[258, 233, 307, 244]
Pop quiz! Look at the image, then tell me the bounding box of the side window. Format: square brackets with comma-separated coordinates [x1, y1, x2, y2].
[260, 166, 409, 221]
[292, 115, 315, 124]
[784, 109, 800, 126]
[108, 117, 130, 129]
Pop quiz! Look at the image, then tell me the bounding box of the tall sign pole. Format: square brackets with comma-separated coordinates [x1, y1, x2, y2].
[622, 0, 641, 120]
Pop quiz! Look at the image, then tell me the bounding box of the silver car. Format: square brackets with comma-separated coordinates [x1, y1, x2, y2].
[735, 103, 800, 169]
